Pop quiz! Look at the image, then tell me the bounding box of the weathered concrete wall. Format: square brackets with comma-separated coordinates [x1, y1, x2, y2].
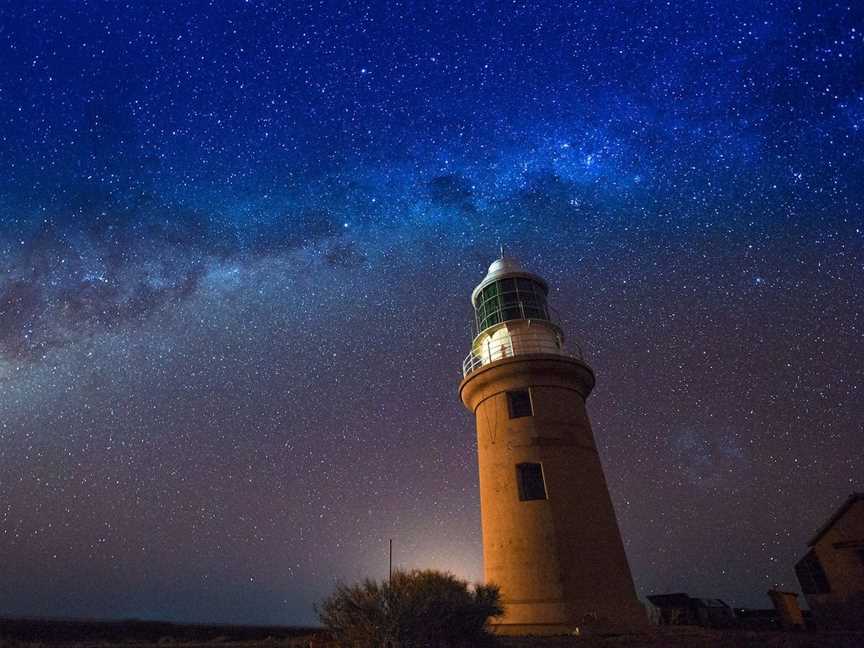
[767, 590, 804, 628]
[807, 499, 864, 628]
[460, 354, 645, 632]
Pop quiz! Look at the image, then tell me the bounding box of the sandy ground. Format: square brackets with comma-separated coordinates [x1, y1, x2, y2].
[5, 628, 864, 648]
[497, 627, 864, 647]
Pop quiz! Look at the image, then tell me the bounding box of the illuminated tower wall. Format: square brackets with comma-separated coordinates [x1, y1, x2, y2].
[458, 257, 645, 633]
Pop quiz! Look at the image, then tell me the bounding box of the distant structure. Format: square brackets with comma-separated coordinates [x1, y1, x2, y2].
[458, 256, 645, 633]
[794, 492, 864, 629]
[646, 593, 735, 627]
[766, 589, 804, 629]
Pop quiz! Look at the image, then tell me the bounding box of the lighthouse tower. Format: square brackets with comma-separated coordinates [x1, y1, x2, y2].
[459, 257, 645, 633]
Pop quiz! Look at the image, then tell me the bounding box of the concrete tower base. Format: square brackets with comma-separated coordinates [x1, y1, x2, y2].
[460, 354, 646, 632]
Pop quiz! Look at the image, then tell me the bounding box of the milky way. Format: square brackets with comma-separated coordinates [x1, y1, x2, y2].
[1, 1, 862, 625]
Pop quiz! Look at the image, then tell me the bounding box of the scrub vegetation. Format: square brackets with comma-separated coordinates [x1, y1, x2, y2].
[317, 569, 503, 647]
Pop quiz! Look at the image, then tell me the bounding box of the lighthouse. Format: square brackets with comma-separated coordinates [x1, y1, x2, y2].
[458, 256, 645, 633]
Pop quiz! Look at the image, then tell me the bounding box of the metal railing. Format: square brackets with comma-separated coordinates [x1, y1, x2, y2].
[462, 329, 584, 377]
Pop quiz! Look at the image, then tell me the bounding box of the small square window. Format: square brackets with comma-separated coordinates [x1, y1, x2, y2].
[516, 463, 547, 501]
[507, 390, 532, 418]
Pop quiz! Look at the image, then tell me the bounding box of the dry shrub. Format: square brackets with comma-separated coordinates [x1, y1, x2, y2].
[317, 569, 502, 647]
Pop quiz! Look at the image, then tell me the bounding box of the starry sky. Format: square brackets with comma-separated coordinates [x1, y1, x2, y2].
[1, 0, 862, 626]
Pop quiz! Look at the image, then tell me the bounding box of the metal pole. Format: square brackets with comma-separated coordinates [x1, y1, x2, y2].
[389, 538, 393, 583]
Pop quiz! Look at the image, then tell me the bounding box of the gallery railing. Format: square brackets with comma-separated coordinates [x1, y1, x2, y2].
[462, 329, 584, 377]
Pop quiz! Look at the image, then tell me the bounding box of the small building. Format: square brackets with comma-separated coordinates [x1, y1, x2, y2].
[647, 593, 736, 627]
[794, 492, 864, 629]
[766, 589, 804, 629]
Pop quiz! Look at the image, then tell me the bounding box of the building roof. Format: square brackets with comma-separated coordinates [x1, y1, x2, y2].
[808, 493, 864, 547]
[693, 598, 731, 609]
[647, 593, 694, 608]
[646, 593, 731, 609]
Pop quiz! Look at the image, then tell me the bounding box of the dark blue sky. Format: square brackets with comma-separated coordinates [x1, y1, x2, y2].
[1, 0, 862, 625]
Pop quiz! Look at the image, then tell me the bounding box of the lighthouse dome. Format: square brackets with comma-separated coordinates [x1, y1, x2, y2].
[486, 255, 523, 278]
[471, 256, 549, 306]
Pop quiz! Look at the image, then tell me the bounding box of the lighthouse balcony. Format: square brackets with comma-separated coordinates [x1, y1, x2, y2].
[462, 323, 584, 378]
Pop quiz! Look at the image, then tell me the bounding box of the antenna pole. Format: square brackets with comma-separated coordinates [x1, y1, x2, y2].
[389, 538, 393, 583]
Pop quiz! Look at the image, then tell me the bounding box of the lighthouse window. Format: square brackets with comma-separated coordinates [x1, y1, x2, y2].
[499, 278, 517, 292]
[475, 277, 552, 331]
[501, 291, 519, 306]
[507, 390, 533, 418]
[516, 463, 547, 501]
[516, 278, 531, 292]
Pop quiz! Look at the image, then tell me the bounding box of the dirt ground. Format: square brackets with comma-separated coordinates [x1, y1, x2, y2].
[5, 628, 864, 648]
[496, 626, 864, 647]
[4, 623, 864, 648]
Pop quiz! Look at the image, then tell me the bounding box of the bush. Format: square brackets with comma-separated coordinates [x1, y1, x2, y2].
[317, 569, 503, 647]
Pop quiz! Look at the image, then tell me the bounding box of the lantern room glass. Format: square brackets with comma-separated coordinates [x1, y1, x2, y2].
[474, 277, 551, 332]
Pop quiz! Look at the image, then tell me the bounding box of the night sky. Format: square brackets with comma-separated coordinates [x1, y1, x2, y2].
[1, 0, 862, 626]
